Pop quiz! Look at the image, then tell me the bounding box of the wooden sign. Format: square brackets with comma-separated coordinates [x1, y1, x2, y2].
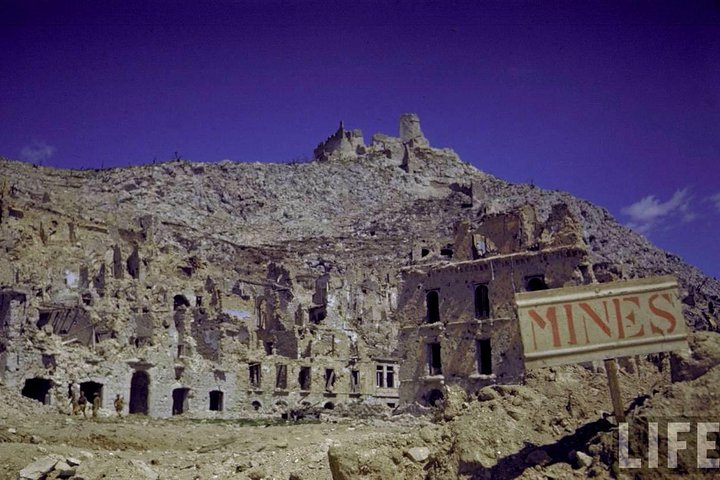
[516, 276, 687, 370]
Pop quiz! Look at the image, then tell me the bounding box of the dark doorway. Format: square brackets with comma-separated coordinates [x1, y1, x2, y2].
[209, 390, 224, 411]
[426, 290, 440, 323]
[22, 378, 52, 404]
[474, 284, 490, 318]
[129, 370, 150, 415]
[172, 387, 190, 415]
[80, 381, 103, 405]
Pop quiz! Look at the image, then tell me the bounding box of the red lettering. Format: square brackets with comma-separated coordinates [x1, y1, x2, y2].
[613, 298, 624, 339]
[579, 302, 612, 338]
[529, 307, 561, 350]
[563, 304, 578, 345]
[621, 296, 645, 338]
[649, 293, 677, 334]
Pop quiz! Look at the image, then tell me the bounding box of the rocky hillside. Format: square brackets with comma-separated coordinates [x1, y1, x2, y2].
[1, 117, 718, 355]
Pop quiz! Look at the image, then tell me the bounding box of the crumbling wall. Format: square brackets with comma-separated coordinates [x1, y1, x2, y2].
[396, 246, 589, 405]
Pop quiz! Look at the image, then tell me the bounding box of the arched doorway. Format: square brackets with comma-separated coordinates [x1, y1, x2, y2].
[129, 370, 150, 415]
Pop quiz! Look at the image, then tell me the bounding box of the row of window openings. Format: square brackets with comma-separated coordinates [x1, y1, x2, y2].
[247, 365, 393, 391]
[426, 276, 547, 323]
[427, 339, 492, 376]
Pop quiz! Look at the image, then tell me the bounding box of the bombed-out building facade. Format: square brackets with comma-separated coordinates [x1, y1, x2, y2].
[0, 176, 403, 418]
[396, 204, 594, 405]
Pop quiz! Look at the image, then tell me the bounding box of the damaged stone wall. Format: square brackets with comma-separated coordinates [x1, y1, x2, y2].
[396, 205, 593, 406]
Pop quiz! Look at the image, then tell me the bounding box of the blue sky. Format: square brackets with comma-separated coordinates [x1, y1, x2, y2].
[1, 1, 718, 277]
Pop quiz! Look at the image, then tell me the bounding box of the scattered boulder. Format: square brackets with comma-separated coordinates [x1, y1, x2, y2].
[129, 459, 159, 480]
[18, 455, 61, 480]
[405, 446, 430, 463]
[574, 450, 593, 468]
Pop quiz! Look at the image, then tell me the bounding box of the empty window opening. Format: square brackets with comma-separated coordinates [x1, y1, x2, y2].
[477, 339, 492, 375]
[21, 378, 52, 405]
[173, 295, 190, 311]
[275, 364, 288, 389]
[308, 305, 327, 324]
[350, 370, 360, 393]
[375, 364, 396, 388]
[174, 366, 184, 381]
[209, 390, 224, 411]
[36, 311, 51, 329]
[440, 247, 453, 258]
[709, 302, 715, 315]
[526, 275, 548, 292]
[195, 296, 203, 307]
[264, 342, 274, 355]
[387, 402, 397, 408]
[313, 275, 329, 305]
[251, 400, 262, 411]
[127, 247, 140, 279]
[112, 245, 123, 279]
[426, 290, 440, 323]
[323, 401, 335, 410]
[428, 343, 442, 376]
[324, 369, 336, 391]
[426, 389, 444, 407]
[257, 299, 267, 329]
[420, 248, 430, 258]
[41, 353, 56, 370]
[80, 381, 103, 406]
[249, 363, 262, 389]
[177, 344, 185, 358]
[299, 367, 312, 391]
[172, 387, 190, 415]
[474, 284, 490, 319]
[386, 365, 395, 388]
[129, 370, 150, 415]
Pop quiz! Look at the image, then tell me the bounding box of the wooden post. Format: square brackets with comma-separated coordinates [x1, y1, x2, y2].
[604, 358, 625, 423]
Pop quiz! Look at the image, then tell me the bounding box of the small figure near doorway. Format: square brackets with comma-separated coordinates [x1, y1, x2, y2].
[78, 392, 88, 418]
[92, 393, 101, 418]
[114, 394, 125, 418]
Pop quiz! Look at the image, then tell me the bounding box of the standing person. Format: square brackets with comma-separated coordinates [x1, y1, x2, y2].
[70, 391, 80, 416]
[114, 394, 125, 418]
[92, 393, 101, 418]
[78, 392, 88, 418]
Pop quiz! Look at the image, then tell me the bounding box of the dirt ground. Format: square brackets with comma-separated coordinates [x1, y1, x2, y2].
[0, 406, 423, 480]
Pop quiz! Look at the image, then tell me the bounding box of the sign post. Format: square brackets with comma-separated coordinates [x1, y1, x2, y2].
[516, 275, 687, 423]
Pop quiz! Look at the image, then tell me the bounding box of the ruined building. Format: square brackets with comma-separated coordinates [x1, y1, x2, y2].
[1, 114, 718, 417]
[396, 204, 593, 405]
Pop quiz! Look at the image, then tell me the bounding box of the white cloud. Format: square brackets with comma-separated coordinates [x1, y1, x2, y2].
[710, 193, 720, 214]
[621, 188, 694, 234]
[19, 140, 56, 164]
